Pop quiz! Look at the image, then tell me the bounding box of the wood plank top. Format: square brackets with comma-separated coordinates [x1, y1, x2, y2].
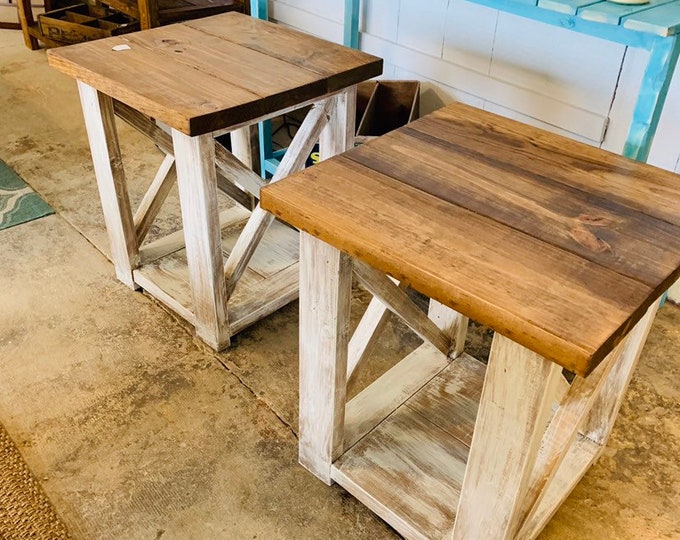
[261, 101, 680, 377]
[47, 12, 382, 135]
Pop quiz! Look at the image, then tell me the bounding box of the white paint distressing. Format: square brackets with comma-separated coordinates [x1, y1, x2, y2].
[77, 81, 139, 288]
[223, 96, 334, 297]
[172, 129, 230, 350]
[452, 334, 562, 540]
[299, 233, 352, 484]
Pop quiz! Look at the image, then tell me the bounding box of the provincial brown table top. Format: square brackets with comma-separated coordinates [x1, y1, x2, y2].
[261, 101, 680, 377]
[46, 12, 382, 136]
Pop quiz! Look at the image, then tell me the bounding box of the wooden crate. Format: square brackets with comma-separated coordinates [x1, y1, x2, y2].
[38, 3, 138, 44]
[356, 80, 420, 143]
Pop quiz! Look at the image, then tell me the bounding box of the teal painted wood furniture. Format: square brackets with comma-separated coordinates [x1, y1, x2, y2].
[345, 0, 680, 164]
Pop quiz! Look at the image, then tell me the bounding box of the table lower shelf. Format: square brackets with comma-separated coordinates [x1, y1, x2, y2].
[133, 205, 299, 338]
[332, 345, 603, 540]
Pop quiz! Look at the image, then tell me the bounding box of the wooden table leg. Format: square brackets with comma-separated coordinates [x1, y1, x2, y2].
[77, 82, 139, 288]
[516, 299, 660, 538]
[16, 0, 39, 50]
[453, 299, 660, 540]
[171, 129, 230, 350]
[428, 299, 468, 359]
[298, 232, 352, 484]
[319, 86, 356, 159]
[453, 334, 563, 539]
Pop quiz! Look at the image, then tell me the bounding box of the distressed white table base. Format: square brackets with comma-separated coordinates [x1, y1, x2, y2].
[77, 81, 356, 349]
[299, 233, 659, 540]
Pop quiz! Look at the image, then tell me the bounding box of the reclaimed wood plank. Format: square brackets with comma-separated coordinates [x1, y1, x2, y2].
[537, 0, 602, 16]
[134, 265, 196, 323]
[261, 154, 657, 377]
[344, 343, 449, 450]
[515, 434, 603, 540]
[353, 260, 451, 356]
[172, 129, 230, 349]
[334, 404, 469, 540]
[78, 82, 139, 288]
[347, 106, 680, 288]
[347, 295, 394, 380]
[517, 301, 658, 539]
[223, 97, 332, 297]
[580, 298, 660, 444]
[228, 263, 299, 335]
[405, 354, 485, 448]
[427, 299, 468, 359]
[139, 206, 250, 264]
[17, 0, 40, 49]
[517, 339, 623, 530]
[47, 13, 382, 136]
[134, 154, 177, 243]
[185, 13, 383, 92]
[50, 33, 262, 136]
[424, 104, 680, 229]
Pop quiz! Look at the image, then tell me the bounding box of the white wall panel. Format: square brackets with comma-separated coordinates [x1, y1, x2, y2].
[647, 66, 680, 173]
[363, 0, 399, 42]
[397, 0, 449, 57]
[443, 0, 498, 74]
[600, 47, 647, 156]
[270, 1, 343, 42]
[361, 32, 608, 141]
[491, 12, 625, 114]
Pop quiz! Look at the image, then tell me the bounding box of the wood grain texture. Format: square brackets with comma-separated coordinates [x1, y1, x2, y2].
[334, 408, 466, 540]
[134, 153, 177, 243]
[452, 335, 562, 540]
[516, 302, 659, 539]
[428, 299, 468, 359]
[172, 129, 230, 349]
[353, 260, 450, 356]
[223, 97, 332, 297]
[346, 281, 406, 380]
[579, 298, 660, 444]
[47, 12, 381, 135]
[515, 434, 603, 540]
[344, 342, 449, 450]
[298, 233, 352, 484]
[405, 353, 485, 447]
[227, 263, 299, 336]
[335, 352, 486, 540]
[261, 101, 680, 376]
[78, 82, 139, 288]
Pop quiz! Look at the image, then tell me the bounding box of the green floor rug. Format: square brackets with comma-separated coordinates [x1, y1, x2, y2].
[0, 159, 54, 231]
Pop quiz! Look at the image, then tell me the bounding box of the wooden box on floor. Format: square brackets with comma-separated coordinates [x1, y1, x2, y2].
[355, 80, 419, 143]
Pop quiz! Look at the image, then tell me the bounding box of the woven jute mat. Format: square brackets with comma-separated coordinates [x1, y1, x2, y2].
[0, 424, 71, 540]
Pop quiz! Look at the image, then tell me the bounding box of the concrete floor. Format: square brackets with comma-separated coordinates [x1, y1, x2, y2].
[1, 28, 679, 539]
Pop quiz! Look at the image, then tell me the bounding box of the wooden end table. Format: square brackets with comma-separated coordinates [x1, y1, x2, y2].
[46, 12, 382, 350]
[261, 101, 680, 538]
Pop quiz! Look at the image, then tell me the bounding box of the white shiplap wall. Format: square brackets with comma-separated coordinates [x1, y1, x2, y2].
[269, 0, 680, 297]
